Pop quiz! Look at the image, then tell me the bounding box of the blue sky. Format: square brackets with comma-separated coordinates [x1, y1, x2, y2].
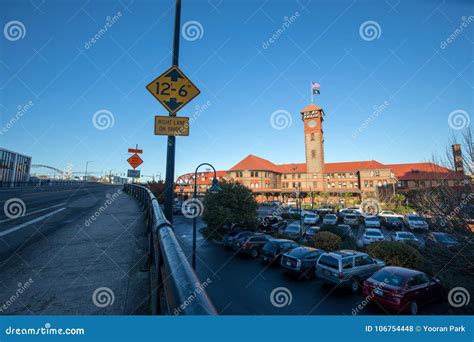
[0, 0, 472, 179]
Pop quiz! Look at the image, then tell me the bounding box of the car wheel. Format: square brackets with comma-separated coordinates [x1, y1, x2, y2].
[350, 278, 360, 293]
[250, 247, 259, 258]
[410, 301, 418, 315]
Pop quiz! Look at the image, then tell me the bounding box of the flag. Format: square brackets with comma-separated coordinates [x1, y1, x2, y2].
[313, 89, 320, 95]
[311, 81, 320, 88]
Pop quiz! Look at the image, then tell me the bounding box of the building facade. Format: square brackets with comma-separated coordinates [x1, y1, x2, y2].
[0, 148, 32, 186]
[176, 102, 467, 202]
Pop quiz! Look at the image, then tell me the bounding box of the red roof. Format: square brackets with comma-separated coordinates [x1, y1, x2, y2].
[325, 160, 386, 173]
[386, 163, 464, 180]
[300, 103, 322, 113]
[229, 154, 280, 172]
[277, 163, 307, 173]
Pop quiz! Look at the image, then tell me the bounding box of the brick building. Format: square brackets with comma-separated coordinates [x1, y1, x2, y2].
[176, 103, 467, 203]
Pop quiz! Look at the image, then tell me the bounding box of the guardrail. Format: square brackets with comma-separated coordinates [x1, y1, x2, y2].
[123, 183, 217, 315]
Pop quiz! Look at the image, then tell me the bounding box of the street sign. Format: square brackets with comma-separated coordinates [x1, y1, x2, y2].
[146, 66, 200, 114]
[127, 153, 143, 169]
[127, 169, 140, 178]
[128, 148, 143, 154]
[154, 115, 189, 136]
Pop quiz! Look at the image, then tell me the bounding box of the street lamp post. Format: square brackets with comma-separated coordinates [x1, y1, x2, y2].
[192, 163, 221, 270]
[84, 161, 93, 182]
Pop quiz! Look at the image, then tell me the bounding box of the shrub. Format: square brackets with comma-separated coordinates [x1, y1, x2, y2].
[366, 241, 424, 270]
[202, 181, 259, 240]
[311, 231, 341, 251]
[319, 224, 354, 242]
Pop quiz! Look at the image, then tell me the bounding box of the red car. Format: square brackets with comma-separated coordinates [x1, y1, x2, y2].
[362, 266, 443, 315]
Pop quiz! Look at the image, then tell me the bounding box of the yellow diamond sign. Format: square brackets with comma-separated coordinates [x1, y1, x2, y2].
[146, 66, 200, 114]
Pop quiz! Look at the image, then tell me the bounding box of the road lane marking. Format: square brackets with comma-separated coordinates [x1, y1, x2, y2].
[0, 208, 66, 237]
[0, 202, 67, 223]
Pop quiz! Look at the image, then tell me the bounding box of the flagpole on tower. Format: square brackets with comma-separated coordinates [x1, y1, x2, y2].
[310, 81, 313, 103]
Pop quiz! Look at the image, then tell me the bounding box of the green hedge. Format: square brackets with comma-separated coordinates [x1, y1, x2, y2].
[310, 231, 341, 251]
[281, 213, 301, 220]
[366, 241, 424, 270]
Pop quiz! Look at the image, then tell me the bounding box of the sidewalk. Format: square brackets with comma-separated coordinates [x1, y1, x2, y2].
[0, 188, 150, 315]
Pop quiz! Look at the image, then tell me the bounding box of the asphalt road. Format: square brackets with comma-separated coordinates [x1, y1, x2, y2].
[0, 183, 120, 257]
[0, 183, 150, 315]
[173, 215, 450, 315]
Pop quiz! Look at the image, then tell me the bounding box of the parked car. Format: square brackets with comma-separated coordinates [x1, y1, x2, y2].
[364, 216, 381, 228]
[362, 228, 385, 246]
[303, 213, 319, 225]
[288, 207, 299, 215]
[378, 210, 397, 217]
[316, 250, 385, 292]
[173, 203, 183, 215]
[404, 214, 429, 231]
[258, 216, 287, 234]
[382, 215, 404, 230]
[235, 234, 273, 257]
[338, 209, 362, 219]
[303, 226, 320, 241]
[261, 239, 299, 264]
[337, 224, 355, 239]
[343, 214, 359, 226]
[363, 266, 443, 315]
[426, 232, 459, 248]
[281, 246, 325, 279]
[391, 231, 420, 247]
[316, 208, 335, 217]
[281, 223, 303, 239]
[223, 230, 251, 249]
[323, 214, 338, 225]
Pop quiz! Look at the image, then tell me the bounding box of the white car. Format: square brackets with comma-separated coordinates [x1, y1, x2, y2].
[378, 210, 396, 217]
[343, 214, 359, 226]
[404, 214, 429, 231]
[362, 228, 385, 245]
[323, 214, 338, 225]
[391, 231, 420, 246]
[303, 213, 319, 225]
[364, 216, 381, 228]
[288, 207, 299, 215]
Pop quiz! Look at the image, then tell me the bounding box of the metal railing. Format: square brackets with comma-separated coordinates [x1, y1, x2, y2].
[123, 183, 217, 315]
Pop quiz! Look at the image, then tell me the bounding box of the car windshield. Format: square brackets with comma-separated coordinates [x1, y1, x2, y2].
[288, 247, 312, 258]
[398, 232, 415, 239]
[318, 255, 339, 269]
[436, 234, 457, 243]
[306, 214, 316, 218]
[345, 215, 356, 219]
[285, 225, 300, 233]
[388, 217, 402, 223]
[366, 217, 378, 222]
[372, 270, 404, 287]
[365, 230, 382, 236]
[409, 216, 424, 222]
[325, 215, 336, 219]
[307, 228, 318, 234]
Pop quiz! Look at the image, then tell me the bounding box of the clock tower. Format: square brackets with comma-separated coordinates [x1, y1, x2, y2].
[301, 103, 325, 191]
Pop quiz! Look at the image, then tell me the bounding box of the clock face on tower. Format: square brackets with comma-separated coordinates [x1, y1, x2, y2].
[307, 119, 317, 128]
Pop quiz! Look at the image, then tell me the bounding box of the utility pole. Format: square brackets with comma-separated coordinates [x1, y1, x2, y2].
[163, 0, 182, 224]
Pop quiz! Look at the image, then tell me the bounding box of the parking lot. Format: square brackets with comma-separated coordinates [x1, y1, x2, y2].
[173, 213, 449, 315]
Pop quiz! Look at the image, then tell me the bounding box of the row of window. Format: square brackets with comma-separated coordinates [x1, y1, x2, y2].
[0, 150, 31, 183]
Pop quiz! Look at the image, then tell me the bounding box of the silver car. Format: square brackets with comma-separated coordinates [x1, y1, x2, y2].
[316, 250, 385, 292]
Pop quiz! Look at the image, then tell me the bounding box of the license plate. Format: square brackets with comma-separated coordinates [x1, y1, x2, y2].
[324, 269, 331, 276]
[374, 289, 383, 296]
[286, 261, 292, 266]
